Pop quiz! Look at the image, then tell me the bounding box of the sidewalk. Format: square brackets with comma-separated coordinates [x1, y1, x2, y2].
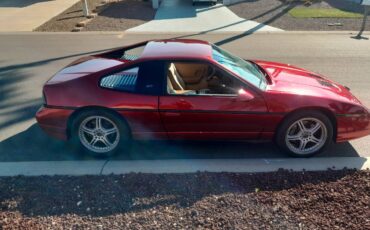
[0, 157, 368, 176]
[0, 0, 80, 32]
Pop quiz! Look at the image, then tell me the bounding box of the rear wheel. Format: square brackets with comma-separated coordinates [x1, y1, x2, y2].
[71, 110, 131, 158]
[276, 111, 333, 157]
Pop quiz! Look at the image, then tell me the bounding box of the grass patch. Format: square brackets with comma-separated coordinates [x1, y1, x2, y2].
[289, 8, 363, 18]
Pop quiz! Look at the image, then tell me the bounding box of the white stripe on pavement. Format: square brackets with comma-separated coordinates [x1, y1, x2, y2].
[0, 157, 368, 176]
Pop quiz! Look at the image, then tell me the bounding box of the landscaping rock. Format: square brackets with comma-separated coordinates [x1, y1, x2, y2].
[0, 170, 368, 229]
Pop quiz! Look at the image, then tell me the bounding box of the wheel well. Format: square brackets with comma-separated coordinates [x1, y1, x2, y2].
[66, 106, 131, 139]
[275, 107, 337, 141]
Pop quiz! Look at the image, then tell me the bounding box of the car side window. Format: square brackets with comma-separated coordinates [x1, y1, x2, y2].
[166, 61, 244, 96]
[136, 61, 166, 96]
[100, 67, 139, 92]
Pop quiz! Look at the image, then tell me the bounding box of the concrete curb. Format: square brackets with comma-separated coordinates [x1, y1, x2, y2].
[102, 157, 369, 174]
[0, 157, 368, 177]
[123, 30, 369, 35]
[0, 31, 369, 35]
[0, 161, 106, 176]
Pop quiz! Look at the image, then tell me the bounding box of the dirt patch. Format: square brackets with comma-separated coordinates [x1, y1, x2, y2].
[0, 169, 368, 229]
[83, 0, 156, 31]
[228, 0, 370, 31]
[35, 0, 155, 32]
[35, 0, 102, 32]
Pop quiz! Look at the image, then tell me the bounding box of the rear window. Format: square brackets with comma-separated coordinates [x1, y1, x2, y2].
[121, 45, 146, 61]
[100, 67, 138, 92]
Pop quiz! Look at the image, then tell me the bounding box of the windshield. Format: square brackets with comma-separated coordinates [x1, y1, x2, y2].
[211, 44, 267, 90]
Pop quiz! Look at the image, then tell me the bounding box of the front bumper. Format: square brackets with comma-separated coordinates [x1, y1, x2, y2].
[35, 106, 74, 141]
[336, 112, 370, 142]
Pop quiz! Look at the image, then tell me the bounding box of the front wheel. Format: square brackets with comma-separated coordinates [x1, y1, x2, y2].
[71, 110, 131, 158]
[276, 111, 333, 157]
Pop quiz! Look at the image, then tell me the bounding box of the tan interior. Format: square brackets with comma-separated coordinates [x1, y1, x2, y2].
[167, 63, 196, 94]
[175, 63, 209, 90]
[167, 62, 210, 94]
[174, 63, 207, 84]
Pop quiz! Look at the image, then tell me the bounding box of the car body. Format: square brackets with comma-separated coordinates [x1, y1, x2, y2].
[36, 39, 370, 157]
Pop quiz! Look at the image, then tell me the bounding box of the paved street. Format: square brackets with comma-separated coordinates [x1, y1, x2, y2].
[0, 32, 369, 162]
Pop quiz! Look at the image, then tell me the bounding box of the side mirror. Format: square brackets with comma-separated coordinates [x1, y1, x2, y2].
[237, 88, 255, 101]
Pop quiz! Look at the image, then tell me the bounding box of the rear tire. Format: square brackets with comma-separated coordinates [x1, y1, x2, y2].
[276, 110, 333, 158]
[70, 109, 131, 158]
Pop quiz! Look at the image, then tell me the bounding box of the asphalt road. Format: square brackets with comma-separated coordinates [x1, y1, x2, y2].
[0, 31, 369, 162]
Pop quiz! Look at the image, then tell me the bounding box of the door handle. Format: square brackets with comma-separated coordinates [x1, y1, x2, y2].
[165, 112, 181, 117]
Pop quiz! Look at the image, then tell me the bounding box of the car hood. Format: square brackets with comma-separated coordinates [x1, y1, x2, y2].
[254, 60, 362, 105]
[46, 56, 124, 84]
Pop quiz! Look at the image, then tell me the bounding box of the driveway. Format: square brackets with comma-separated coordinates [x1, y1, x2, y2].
[0, 32, 369, 163]
[0, 0, 79, 31]
[127, 0, 282, 33]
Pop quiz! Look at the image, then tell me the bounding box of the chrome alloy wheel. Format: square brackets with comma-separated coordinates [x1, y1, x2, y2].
[285, 118, 328, 155]
[78, 116, 120, 153]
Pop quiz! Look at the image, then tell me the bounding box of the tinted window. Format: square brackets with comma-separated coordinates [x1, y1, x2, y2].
[100, 67, 138, 92]
[121, 45, 146, 61]
[136, 61, 166, 95]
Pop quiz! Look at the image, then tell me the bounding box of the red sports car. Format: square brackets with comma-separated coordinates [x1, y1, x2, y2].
[36, 39, 370, 157]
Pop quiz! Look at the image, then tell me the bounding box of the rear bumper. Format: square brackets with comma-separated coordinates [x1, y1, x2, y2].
[35, 106, 74, 141]
[336, 113, 370, 142]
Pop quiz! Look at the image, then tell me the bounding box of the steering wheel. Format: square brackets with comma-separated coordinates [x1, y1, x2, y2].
[206, 66, 216, 81]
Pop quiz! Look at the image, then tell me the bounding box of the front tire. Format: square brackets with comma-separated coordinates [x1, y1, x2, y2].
[276, 111, 333, 158]
[71, 110, 131, 158]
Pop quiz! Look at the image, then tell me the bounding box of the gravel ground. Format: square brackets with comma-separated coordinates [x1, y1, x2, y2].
[35, 0, 102, 32]
[229, 0, 370, 31]
[0, 169, 369, 229]
[35, 0, 155, 32]
[83, 0, 156, 31]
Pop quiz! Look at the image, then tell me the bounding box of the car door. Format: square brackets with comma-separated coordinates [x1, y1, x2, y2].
[98, 61, 167, 140]
[159, 61, 269, 140]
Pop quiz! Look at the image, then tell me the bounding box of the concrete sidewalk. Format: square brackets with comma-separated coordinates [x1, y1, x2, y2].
[127, 0, 282, 33]
[0, 0, 79, 32]
[0, 157, 368, 176]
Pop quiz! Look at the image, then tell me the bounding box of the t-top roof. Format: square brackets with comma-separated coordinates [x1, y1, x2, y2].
[140, 39, 213, 60]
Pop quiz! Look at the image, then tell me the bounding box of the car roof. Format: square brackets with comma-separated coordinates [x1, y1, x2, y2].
[140, 39, 213, 60]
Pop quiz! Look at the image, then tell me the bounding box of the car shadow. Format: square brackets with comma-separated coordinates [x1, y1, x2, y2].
[0, 123, 361, 162]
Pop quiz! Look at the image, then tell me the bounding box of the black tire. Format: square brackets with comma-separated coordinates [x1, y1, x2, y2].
[70, 109, 131, 158]
[275, 110, 333, 158]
